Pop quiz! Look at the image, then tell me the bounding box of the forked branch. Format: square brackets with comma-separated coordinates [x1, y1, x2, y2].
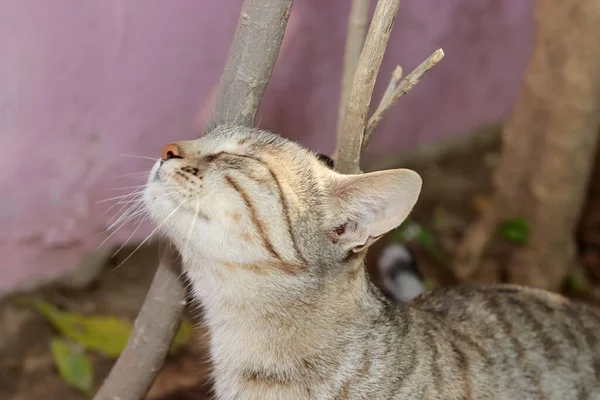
[335, 0, 401, 174]
[363, 49, 444, 151]
[94, 0, 292, 399]
[335, 0, 444, 172]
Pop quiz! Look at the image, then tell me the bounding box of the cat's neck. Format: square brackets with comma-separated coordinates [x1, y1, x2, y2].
[185, 256, 401, 387]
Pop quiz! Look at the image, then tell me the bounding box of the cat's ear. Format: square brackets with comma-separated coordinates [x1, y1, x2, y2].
[329, 169, 422, 252]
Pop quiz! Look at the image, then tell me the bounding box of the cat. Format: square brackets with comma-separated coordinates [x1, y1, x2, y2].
[144, 124, 600, 400]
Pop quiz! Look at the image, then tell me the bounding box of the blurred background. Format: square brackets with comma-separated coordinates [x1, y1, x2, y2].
[3, 0, 600, 398]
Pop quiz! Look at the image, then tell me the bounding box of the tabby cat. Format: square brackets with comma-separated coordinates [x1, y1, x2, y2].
[144, 125, 600, 399]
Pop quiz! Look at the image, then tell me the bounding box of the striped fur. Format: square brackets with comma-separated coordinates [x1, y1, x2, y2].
[144, 125, 600, 400]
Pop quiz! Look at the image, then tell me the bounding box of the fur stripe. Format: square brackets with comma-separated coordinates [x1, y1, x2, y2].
[224, 152, 308, 265]
[450, 342, 474, 400]
[424, 330, 443, 394]
[445, 325, 492, 366]
[242, 368, 292, 385]
[567, 303, 598, 350]
[225, 175, 282, 262]
[487, 296, 526, 363]
[508, 296, 560, 361]
[263, 165, 308, 265]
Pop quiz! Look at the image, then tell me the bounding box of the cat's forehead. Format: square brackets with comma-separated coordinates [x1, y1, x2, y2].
[195, 125, 320, 168]
[189, 125, 289, 155]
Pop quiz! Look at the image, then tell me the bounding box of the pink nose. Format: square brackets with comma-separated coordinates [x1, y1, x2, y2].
[161, 143, 181, 161]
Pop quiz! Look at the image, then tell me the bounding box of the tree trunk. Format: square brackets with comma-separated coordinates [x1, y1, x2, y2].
[454, 0, 600, 291]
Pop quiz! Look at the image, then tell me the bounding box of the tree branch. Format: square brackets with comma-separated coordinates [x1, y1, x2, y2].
[94, 247, 185, 400]
[378, 65, 403, 112]
[94, 0, 292, 399]
[363, 49, 444, 151]
[336, 0, 370, 141]
[335, 0, 401, 174]
[208, 0, 293, 129]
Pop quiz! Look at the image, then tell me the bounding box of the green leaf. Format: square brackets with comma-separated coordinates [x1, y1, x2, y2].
[497, 217, 529, 245]
[31, 300, 131, 358]
[31, 300, 194, 358]
[51, 338, 94, 397]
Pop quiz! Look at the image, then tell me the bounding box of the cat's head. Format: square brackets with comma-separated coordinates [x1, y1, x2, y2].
[144, 125, 421, 294]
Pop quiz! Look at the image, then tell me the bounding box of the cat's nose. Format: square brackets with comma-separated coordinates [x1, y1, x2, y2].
[161, 143, 182, 161]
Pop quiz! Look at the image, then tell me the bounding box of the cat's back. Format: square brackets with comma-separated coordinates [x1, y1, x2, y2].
[407, 284, 600, 399]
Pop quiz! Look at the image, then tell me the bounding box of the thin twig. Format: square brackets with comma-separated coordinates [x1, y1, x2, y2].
[377, 65, 402, 117]
[334, 0, 401, 174]
[94, 0, 293, 399]
[363, 49, 444, 150]
[336, 0, 370, 140]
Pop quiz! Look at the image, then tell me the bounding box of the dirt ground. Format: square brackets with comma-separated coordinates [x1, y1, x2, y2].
[2, 133, 600, 400]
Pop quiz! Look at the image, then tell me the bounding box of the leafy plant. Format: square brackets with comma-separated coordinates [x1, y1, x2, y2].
[31, 300, 192, 358]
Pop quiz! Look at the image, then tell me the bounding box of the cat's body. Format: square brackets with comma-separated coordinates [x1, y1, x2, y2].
[144, 125, 600, 399]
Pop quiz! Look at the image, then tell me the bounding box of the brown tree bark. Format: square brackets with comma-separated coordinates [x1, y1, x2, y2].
[454, 0, 600, 291]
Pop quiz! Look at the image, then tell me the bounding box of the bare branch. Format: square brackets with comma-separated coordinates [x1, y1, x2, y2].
[209, 0, 293, 129]
[336, 0, 370, 140]
[363, 49, 444, 151]
[334, 0, 400, 174]
[94, 0, 293, 399]
[94, 247, 186, 400]
[376, 65, 402, 118]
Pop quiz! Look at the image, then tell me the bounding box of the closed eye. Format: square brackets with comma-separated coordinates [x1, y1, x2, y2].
[205, 153, 221, 162]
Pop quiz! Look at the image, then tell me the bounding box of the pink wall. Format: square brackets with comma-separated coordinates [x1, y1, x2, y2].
[1, 0, 534, 294]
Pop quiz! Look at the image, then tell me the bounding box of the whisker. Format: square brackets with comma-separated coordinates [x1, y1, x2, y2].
[105, 197, 145, 227]
[96, 208, 142, 251]
[111, 218, 146, 257]
[100, 188, 149, 219]
[101, 192, 178, 246]
[111, 200, 187, 270]
[96, 191, 144, 204]
[102, 200, 145, 225]
[112, 171, 154, 180]
[119, 154, 158, 161]
[107, 185, 148, 191]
